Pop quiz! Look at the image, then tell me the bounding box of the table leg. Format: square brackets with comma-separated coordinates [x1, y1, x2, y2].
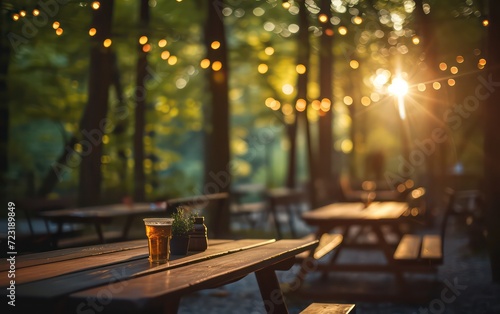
[94, 223, 105, 243]
[255, 266, 289, 314]
[269, 199, 283, 239]
[162, 297, 180, 314]
[371, 225, 405, 285]
[321, 226, 350, 279]
[286, 205, 297, 238]
[122, 215, 135, 240]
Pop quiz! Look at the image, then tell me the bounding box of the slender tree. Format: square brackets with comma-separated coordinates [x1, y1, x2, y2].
[0, 4, 12, 203]
[203, 0, 231, 236]
[286, 0, 310, 192]
[484, 0, 500, 283]
[78, 0, 115, 206]
[316, 0, 335, 206]
[133, 0, 150, 202]
[414, 0, 445, 218]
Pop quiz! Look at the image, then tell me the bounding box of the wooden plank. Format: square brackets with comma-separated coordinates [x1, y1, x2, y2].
[66, 239, 318, 312]
[394, 234, 422, 261]
[13, 239, 276, 298]
[300, 303, 355, 314]
[0, 239, 147, 271]
[421, 234, 442, 260]
[296, 233, 343, 260]
[303, 201, 407, 225]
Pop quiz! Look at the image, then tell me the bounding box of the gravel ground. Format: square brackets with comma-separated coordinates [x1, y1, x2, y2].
[177, 217, 500, 314]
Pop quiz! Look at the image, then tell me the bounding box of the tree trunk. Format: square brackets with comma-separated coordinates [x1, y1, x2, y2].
[133, 0, 150, 202]
[316, 0, 335, 205]
[286, 0, 310, 192]
[203, 0, 231, 237]
[0, 11, 11, 203]
[414, 0, 445, 220]
[110, 51, 129, 185]
[484, 0, 500, 283]
[78, 0, 114, 206]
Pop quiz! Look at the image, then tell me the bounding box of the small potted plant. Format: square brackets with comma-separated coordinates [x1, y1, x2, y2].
[170, 207, 194, 255]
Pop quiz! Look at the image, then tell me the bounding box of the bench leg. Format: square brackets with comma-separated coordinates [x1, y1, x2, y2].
[255, 267, 289, 314]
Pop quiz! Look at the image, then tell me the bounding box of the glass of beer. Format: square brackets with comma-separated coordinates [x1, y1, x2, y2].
[143, 218, 174, 263]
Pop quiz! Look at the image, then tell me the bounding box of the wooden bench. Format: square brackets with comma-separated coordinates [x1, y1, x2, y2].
[290, 233, 343, 291]
[393, 188, 455, 267]
[230, 184, 268, 229]
[300, 303, 355, 314]
[266, 187, 307, 239]
[296, 233, 343, 261]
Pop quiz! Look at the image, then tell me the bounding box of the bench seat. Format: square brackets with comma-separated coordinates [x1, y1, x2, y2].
[300, 303, 355, 314]
[296, 233, 343, 261]
[394, 234, 442, 264]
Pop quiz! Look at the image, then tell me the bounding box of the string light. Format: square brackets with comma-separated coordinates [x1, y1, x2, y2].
[264, 47, 274, 56]
[282, 1, 291, 9]
[296, 99, 306, 112]
[52, 21, 60, 29]
[168, 56, 178, 65]
[12, 14, 20, 21]
[103, 39, 112, 48]
[482, 19, 489, 27]
[338, 26, 348, 35]
[89, 28, 97, 36]
[19, 10, 27, 17]
[296, 64, 306, 74]
[92, 1, 101, 10]
[56, 28, 63, 36]
[200, 59, 210, 68]
[353, 16, 363, 25]
[33, 8, 40, 16]
[412, 36, 420, 45]
[139, 36, 148, 45]
[211, 41, 221, 49]
[319, 14, 328, 23]
[350, 60, 359, 69]
[258, 64, 268, 74]
[161, 51, 170, 60]
[212, 61, 222, 71]
[158, 39, 167, 47]
[142, 44, 151, 53]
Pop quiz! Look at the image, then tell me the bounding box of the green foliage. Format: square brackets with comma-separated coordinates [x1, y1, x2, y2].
[2, 0, 488, 200]
[171, 207, 194, 236]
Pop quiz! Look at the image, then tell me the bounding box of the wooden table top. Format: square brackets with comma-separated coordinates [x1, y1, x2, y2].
[302, 201, 408, 225]
[1, 238, 317, 313]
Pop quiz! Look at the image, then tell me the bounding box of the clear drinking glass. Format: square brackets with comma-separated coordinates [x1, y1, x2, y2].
[143, 218, 174, 263]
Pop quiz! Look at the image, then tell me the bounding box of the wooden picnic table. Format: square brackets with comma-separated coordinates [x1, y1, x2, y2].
[0, 238, 317, 313]
[39, 202, 166, 243]
[302, 201, 408, 273]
